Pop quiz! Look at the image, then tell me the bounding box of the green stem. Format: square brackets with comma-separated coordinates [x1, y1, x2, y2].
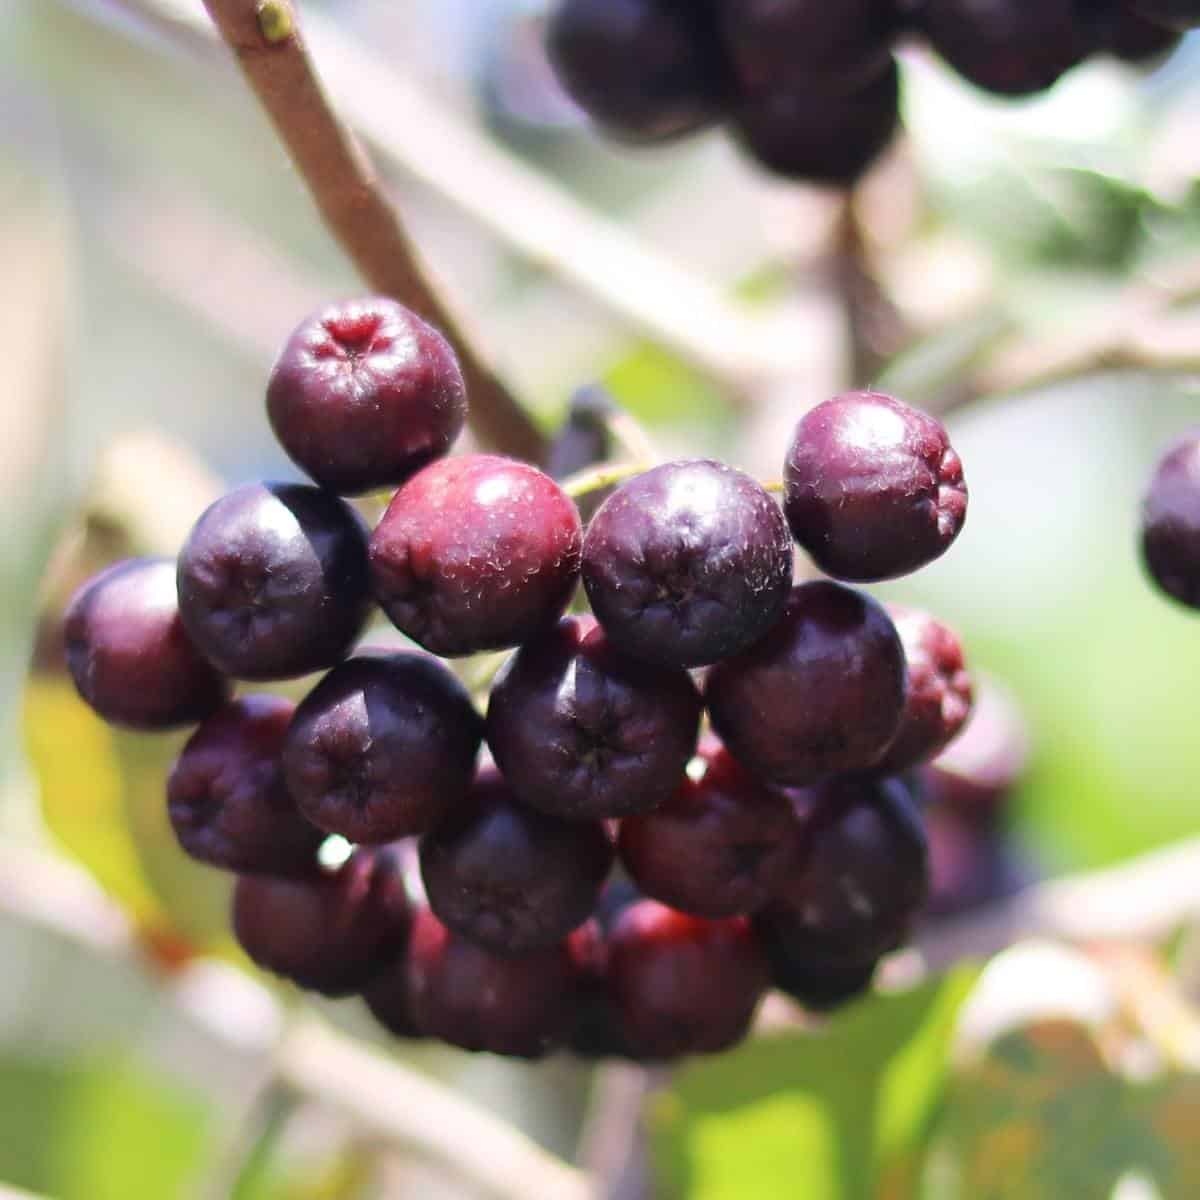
[230, 1083, 301, 1200]
[561, 461, 648, 500]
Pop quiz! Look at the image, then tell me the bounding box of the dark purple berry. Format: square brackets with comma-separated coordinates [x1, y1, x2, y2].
[177, 482, 370, 681]
[619, 740, 800, 917]
[546, 0, 727, 143]
[232, 845, 411, 996]
[64, 557, 230, 730]
[486, 615, 701, 820]
[167, 695, 322, 874]
[753, 915, 878, 1011]
[784, 391, 967, 583]
[419, 765, 613, 954]
[582, 459, 793, 669]
[546, 386, 617, 522]
[607, 901, 769, 1059]
[765, 774, 929, 965]
[706, 581, 907, 786]
[283, 653, 482, 843]
[1127, 0, 1200, 30]
[369, 454, 583, 657]
[924, 802, 1029, 919]
[875, 606, 973, 773]
[266, 297, 467, 496]
[1142, 432, 1200, 609]
[1084, 3, 1183, 59]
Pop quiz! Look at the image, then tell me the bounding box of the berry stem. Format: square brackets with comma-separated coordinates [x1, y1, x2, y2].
[561, 461, 648, 500]
[226, 1081, 300, 1200]
[197, 0, 546, 464]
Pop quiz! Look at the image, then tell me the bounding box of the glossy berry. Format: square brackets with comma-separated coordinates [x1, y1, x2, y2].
[784, 391, 967, 583]
[177, 482, 370, 680]
[765, 774, 929, 965]
[1142, 432, 1200, 609]
[875, 607, 973, 773]
[167, 695, 322, 874]
[419, 765, 613, 954]
[283, 653, 482, 843]
[582, 459, 793, 669]
[619, 740, 800, 917]
[608, 901, 769, 1059]
[918, 0, 1085, 96]
[266, 297, 467, 496]
[369, 454, 583, 657]
[64, 557, 230, 730]
[706, 581, 907, 786]
[486, 615, 701, 820]
[377, 906, 589, 1057]
[754, 913, 878, 1011]
[232, 844, 411, 996]
[546, 0, 727, 143]
[1128, 0, 1200, 29]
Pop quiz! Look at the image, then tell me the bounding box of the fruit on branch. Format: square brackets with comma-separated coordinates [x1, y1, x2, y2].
[419, 765, 613, 954]
[1142, 431, 1200, 610]
[282, 653, 482, 843]
[875, 607, 973, 773]
[706, 581, 907, 786]
[267, 297, 467, 497]
[607, 900, 769, 1059]
[176, 482, 370, 680]
[167, 695, 322, 874]
[581, 459, 793, 669]
[232, 844, 411, 996]
[1127, 0, 1200, 29]
[64, 557, 231, 730]
[369, 454, 583, 657]
[754, 923, 879, 1012]
[545, 0, 727, 142]
[485, 615, 701, 820]
[619, 739, 801, 918]
[784, 390, 967, 583]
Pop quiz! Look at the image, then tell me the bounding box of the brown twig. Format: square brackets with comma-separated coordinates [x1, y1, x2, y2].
[197, 0, 545, 463]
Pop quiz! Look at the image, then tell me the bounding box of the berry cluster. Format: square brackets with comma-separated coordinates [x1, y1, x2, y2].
[545, 0, 1195, 186]
[63, 296, 979, 1061]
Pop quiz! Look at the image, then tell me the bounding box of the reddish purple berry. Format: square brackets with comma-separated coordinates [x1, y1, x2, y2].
[1142, 432, 1200, 610]
[167, 695, 322, 874]
[369, 454, 583, 657]
[266, 298, 467, 496]
[784, 391, 967, 583]
[64, 557, 230, 730]
[486, 615, 701, 820]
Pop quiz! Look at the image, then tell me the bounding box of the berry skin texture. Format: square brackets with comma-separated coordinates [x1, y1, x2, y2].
[419, 765, 614, 955]
[705, 581, 907, 786]
[167, 695, 322, 874]
[546, 0, 727, 143]
[582, 459, 794, 669]
[283, 653, 482, 843]
[874, 607, 973, 773]
[369, 454, 583, 657]
[232, 844, 411, 996]
[177, 482, 370, 681]
[266, 297, 467, 496]
[486, 615, 701, 820]
[784, 391, 967, 583]
[619, 740, 800, 918]
[64, 557, 230, 730]
[607, 901, 769, 1059]
[1128, 0, 1200, 30]
[1142, 432, 1200, 610]
[765, 774, 929, 966]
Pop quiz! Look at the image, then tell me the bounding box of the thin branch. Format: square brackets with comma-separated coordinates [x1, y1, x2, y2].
[196, 0, 545, 463]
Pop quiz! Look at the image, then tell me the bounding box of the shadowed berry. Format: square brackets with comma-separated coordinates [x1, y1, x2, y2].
[753, 915, 879, 1011]
[267, 297, 467, 496]
[486, 615, 701, 820]
[1142, 431, 1200, 609]
[1128, 0, 1200, 29]
[924, 801, 1031, 919]
[369, 454, 583, 657]
[875, 606, 973, 773]
[546, 386, 616, 521]
[619, 740, 800, 917]
[546, 0, 727, 142]
[64, 557, 230, 730]
[607, 901, 769, 1059]
[283, 653, 482, 843]
[582, 459, 793, 669]
[1085, 3, 1182, 59]
[167, 695, 322, 874]
[784, 391, 967, 582]
[177, 482, 370, 680]
[706, 581, 906, 786]
[232, 844, 412, 996]
[420, 765, 613, 954]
